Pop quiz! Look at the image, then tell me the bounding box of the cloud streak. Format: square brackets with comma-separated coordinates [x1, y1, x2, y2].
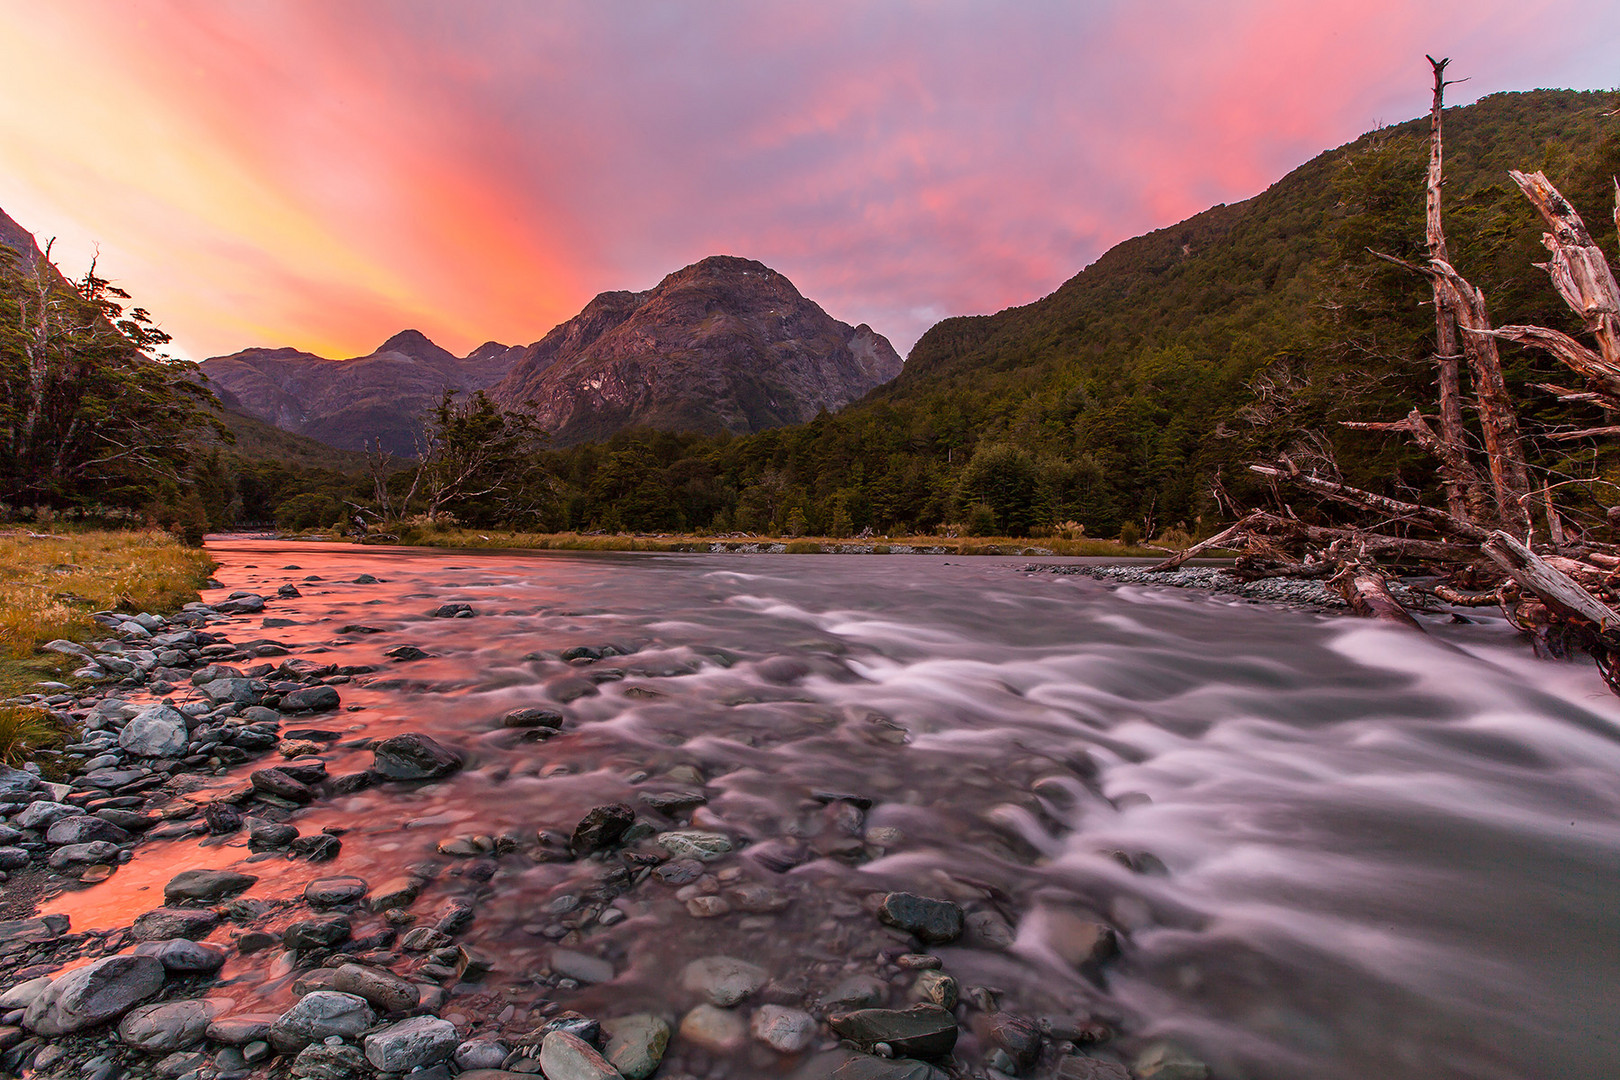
[1, 0, 1616, 362]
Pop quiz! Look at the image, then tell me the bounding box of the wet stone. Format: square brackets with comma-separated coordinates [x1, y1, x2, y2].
[680, 955, 769, 1007]
[830, 1056, 952, 1080]
[656, 830, 732, 861]
[371, 732, 462, 781]
[164, 868, 258, 904]
[751, 1004, 816, 1053]
[333, 964, 420, 1015]
[912, 970, 957, 1010]
[268, 991, 376, 1054]
[878, 892, 964, 944]
[601, 1013, 670, 1080]
[117, 999, 218, 1054]
[364, 1015, 459, 1072]
[133, 938, 227, 974]
[1058, 1058, 1131, 1080]
[251, 767, 315, 804]
[305, 876, 369, 907]
[1133, 1043, 1210, 1080]
[539, 1030, 618, 1080]
[290, 1040, 368, 1080]
[502, 707, 564, 729]
[22, 955, 166, 1035]
[132, 907, 220, 941]
[827, 1004, 959, 1059]
[283, 914, 351, 951]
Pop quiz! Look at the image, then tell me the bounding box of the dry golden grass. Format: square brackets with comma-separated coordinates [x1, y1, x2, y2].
[0, 705, 70, 767]
[0, 529, 215, 696]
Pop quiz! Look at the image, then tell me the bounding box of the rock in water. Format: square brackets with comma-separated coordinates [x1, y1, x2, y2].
[827, 1004, 959, 1059]
[371, 732, 463, 780]
[570, 803, 635, 854]
[680, 955, 769, 1007]
[131, 908, 219, 941]
[502, 707, 564, 729]
[117, 705, 190, 758]
[279, 685, 341, 712]
[334, 963, 420, 1014]
[538, 1030, 620, 1080]
[1133, 1043, 1210, 1080]
[164, 868, 258, 905]
[268, 991, 376, 1053]
[304, 876, 369, 907]
[877, 892, 964, 944]
[830, 1056, 952, 1080]
[364, 1015, 460, 1072]
[750, 1004, 816, 1053]
[23, 955, 166, 1035]
[601, 1014, 670, 1080]
[117, 999, 218, 1053]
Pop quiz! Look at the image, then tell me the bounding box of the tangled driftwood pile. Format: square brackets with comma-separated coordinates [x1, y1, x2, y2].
[1159, 58, 1620, 692]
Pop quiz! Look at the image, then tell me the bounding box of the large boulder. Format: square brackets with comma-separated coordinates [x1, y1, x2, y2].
[539, 1030, 620, 1080]
[371, 732, 462, 781]
[117, 998, 218, 1053]
[131, 907, 219, 941]
[364, 1015, 459, 1072]
[268, 991, 376, 1053]
[45, 815, 130, 846]
[23, 954, 166, 1035]
[117, 705, 190, 758]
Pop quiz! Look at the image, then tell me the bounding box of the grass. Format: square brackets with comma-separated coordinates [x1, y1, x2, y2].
[0, 705, 71, 767]
[0, 529, 216, 699]
[297, 525, 1171, 559]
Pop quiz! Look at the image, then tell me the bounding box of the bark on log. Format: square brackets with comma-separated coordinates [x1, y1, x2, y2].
[1231, 510, 1479, 563]
[1425, 56, 1474, 520]
[1491, 324, 1620, 406]
[1429, 583, 1505, 607]
[1341, 408, 1486, 515]
[1149, 513, 1261, 572]
[1545, 424, 1620, 442]
[1249, 463, 1490, 542]
[1432, 259, 1534, 530]
[1332, 568, 1425, 630]
[1482, 530, 1620, 629]
[1509, 169, 1620, 366]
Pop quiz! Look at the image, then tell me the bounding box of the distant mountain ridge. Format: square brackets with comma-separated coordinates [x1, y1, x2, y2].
[490, 255, 902, 444]
[202, 255, 901, 454]
[200, 330, 524, 456]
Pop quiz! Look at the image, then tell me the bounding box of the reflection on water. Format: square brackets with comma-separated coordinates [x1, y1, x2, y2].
[46, 540, 1620, 1080]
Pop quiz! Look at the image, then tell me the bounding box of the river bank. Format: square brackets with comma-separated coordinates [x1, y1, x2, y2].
[0, 539, 1614, 1080]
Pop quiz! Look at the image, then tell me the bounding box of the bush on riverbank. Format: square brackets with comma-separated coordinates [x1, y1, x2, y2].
[0, 529, 215, 695]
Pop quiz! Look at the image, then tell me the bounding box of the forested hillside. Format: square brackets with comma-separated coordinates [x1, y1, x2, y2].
[495, 88, 1620, 539]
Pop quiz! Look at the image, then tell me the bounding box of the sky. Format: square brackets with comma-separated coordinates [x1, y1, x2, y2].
[1, 1, 1617, 364]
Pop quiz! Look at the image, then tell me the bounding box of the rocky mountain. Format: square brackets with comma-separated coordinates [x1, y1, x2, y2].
[0, 206, 47, 268]
[199, 331, 523, 456]
[490, 256, 903, 444]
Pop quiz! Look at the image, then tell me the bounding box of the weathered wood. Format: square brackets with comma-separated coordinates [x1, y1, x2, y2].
[1482, 530, 1620, 629]
[1341, 408, 1486, 516]
[1425, 56, 1474, 520]
[1249, 463, 1490, 542]
[1509, 169, 1620, 366]
[1332, 568, 1424, 630]
[1429, 583, 1504, 607]
[1230, 510, 1480, 563]
[1148, 513, 1261, 572]
[1545, 424, 1620, 442]
[1491, 324, 1620, 406]
[1530, 381, 1606, 403]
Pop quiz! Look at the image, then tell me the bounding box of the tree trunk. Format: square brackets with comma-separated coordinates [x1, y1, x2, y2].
[1509, 169, 1620, 366]
[1431, 260, 1534, 531]
[1331, 567, 1424, 630]
[1425, 56, 1476, 520]
[1482, 530, 1620, 628]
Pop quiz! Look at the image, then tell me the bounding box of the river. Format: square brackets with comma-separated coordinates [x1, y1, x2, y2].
[46, 539, 1620, 1079]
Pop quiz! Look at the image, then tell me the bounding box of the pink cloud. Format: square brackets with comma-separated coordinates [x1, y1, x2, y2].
[0, 0, 1614, 364]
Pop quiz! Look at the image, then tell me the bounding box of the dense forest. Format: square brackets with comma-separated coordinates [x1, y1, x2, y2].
[7, 89, 1620, 543]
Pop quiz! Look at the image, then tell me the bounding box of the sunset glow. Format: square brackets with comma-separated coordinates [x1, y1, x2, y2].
[1, 0, 1615, 361]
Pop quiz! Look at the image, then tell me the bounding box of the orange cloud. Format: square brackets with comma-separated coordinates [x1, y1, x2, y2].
[0, 1, 1614, 363]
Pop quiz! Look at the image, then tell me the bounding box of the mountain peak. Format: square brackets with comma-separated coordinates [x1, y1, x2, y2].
[377, 329, 445, 357]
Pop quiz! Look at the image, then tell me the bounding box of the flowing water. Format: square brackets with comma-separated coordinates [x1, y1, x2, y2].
[46, 540, 1620, 1079]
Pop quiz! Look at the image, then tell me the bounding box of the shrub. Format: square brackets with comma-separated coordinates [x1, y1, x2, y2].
[965, 504, 999, 537]
[1119, 521, 1142, 547]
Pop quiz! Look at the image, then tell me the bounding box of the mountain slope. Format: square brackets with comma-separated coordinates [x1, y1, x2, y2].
[200, 330, 522, 456]
[492, 255, 902, 444]
[513, 88, 1620, 538]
